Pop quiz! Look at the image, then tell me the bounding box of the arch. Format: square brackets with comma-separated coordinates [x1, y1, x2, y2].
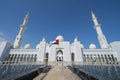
[85, 54, 87, 62]
[98, 54, 101, 62]
[56, 50, 63, 62]
[27, 54, 30, 62]
[86, 54, 89, 62]
[93, 54, 97, 62]
[108, 54, 111, 64]
[104, 54, 108, 63]
[29, 54, 32, 62]
[83, 54, 86, 62]
[34, 54, 37, 62]
[24, 54, 27, 62]
[11, 54, 14, 62]
[20, 54, 24, 62]
[14, 54, 17, 63]
[6, 54, 11, 62]
[16, 54, 20, 63]
[90, 54, 92, 62]
[31, 54, 34, 62]
[71, 53, 75, 62]
[111, 54, 115, 62]
[101, 54, 104, 62]
[44, 53, 49, 64]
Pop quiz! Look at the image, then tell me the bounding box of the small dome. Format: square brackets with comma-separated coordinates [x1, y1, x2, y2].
[36, 44, 39, 49]
[24, 43, 32, 49]
[74, 37, 78, 42]
[89, 43, 96, 49]
[80, 44, 84, 48]
[56, 35, 64, 42]
[42, 37, 46, 42]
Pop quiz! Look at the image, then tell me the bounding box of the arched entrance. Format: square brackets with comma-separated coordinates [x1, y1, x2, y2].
[71, 53, 75, 62]
[56, 50, 63, 62]
[44, 53, 49, 64]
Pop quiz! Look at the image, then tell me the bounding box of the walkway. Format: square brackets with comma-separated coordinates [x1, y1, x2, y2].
[34, 63, 82, 80]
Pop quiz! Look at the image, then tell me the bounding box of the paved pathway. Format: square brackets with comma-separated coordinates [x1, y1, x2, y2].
[34, 64, 81, 80]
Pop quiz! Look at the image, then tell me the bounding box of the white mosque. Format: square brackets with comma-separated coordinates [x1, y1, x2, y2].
[0, 11, 120, 66]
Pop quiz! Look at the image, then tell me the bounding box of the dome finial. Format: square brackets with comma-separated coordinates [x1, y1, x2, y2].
[42, 37, 46, 42]
[74, 36, 78, 42]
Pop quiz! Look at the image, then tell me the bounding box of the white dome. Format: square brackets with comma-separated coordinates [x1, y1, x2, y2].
[24, 43, 32, 49]
[42, 37, 46, 42]
[36, 44, 40, 49]
[74, 37, 78, 42]
[89, 43, 96, 49]
[80, 44, 84, 48]
[56, 35, 64, 42]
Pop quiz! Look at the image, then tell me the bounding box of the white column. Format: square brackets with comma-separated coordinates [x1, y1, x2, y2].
[13, 13, 29, 48]
[91, 11, 109, 49]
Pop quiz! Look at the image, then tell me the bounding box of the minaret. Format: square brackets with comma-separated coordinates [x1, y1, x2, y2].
[91, 11, 109, 49]
[13, 13, 29, 48]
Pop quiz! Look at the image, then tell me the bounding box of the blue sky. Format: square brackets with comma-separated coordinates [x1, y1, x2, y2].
[0, 0, 120, 48]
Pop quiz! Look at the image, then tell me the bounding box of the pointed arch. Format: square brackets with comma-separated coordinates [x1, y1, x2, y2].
[71, 53, 75, 62]
[56, 50, 63, 62]
[44, 53, 49, 64]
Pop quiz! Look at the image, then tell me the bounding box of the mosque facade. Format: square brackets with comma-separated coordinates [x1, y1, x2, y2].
[0, 12, 120, 66]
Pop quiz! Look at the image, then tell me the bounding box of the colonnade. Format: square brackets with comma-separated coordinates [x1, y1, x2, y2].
[83, 54, 117, 64]
[6, 54, 37, 63]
